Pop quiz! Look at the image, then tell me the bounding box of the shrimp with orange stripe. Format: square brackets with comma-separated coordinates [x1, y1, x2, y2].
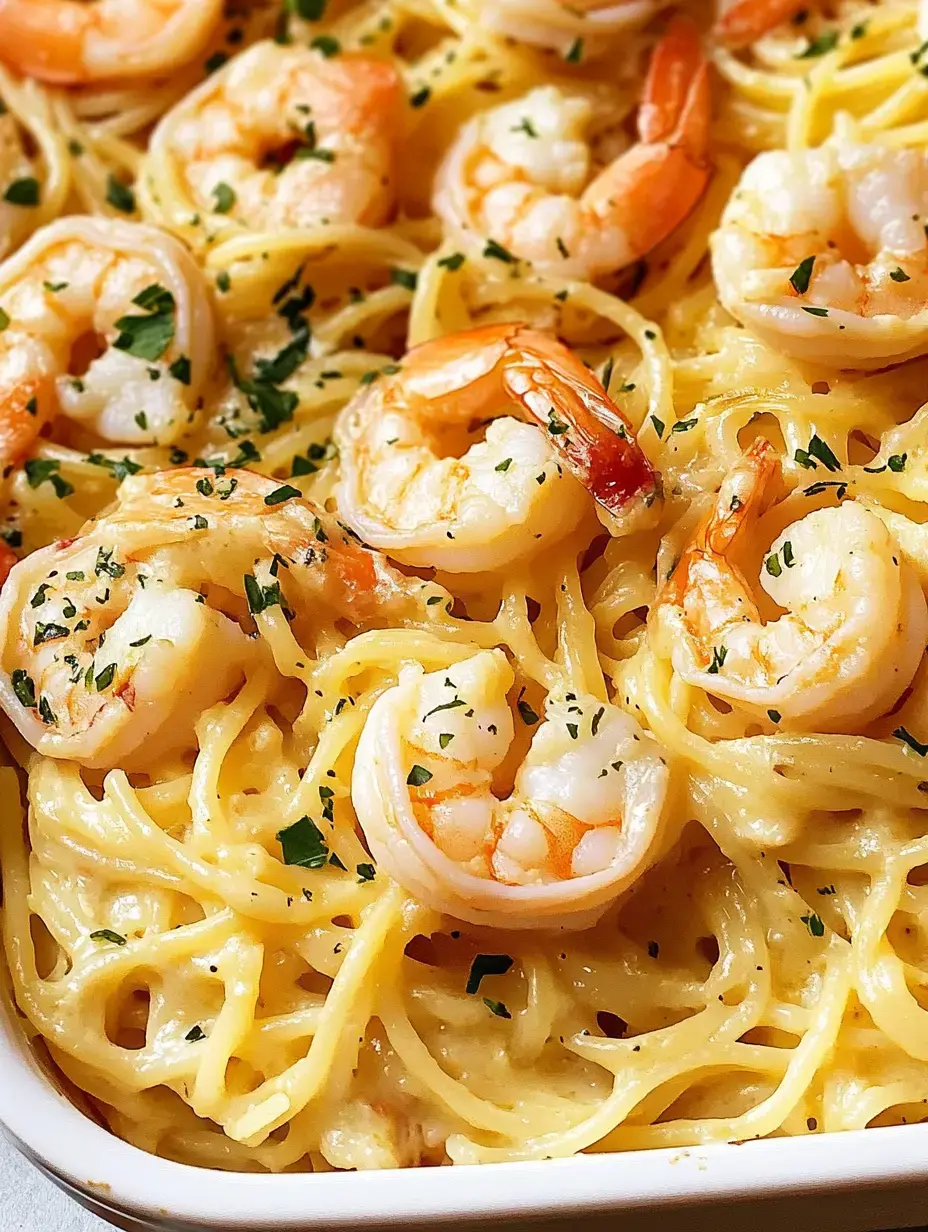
[353, 649, 672, 930]
[0, 468, 428, 770]
[434, 13, 711, 280]
[334, 322, 660, 573]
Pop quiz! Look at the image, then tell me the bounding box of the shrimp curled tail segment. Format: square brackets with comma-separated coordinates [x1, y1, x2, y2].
[0, 0, 224, 84]
[433, 14, 710, 280]
[0, 468, 419, 770]
[653, 440, 928, 733]
[0, 215, 215, 466]
[352, 650, 672, 931]
[711, 143, 928, 369]
[714, 0, 811, 47]
[334, 323, 659, 574]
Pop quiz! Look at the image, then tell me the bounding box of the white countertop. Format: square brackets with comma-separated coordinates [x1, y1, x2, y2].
[0, 1132, 106, 1230]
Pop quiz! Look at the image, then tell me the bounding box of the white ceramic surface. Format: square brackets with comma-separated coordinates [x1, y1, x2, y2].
[5, 981, 928, 1232]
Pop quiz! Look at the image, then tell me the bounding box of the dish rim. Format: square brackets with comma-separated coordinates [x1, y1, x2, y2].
[2, 990, 928, 1229]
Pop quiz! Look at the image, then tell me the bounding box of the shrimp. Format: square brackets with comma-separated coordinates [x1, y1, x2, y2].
[0, 0, 223, 84]
[0, 216, 214, 467]
[715, 0, 810, 47]
[334, 322, 659, 573]
[480, 0, 660, 56]
[711, 141, 928, 368]
[352, 650, 671, 930]
[143, 41, 401, 237]
[433, 15, 710, 280]
[652, 440, 928, 732]
[0, 468, 418, 770]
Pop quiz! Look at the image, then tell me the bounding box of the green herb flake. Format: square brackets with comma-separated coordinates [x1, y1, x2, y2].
[264, 483, 301, 506]
[390, 268, 418, 292]
[11, 669, 36, 709]
[113, 283, 176, 361]
[212, 181, 236, 214]
[707, 645, 728, 675]
[801, 912, 825, 937]
[483, 238, 516, 263]
[789, 255, 815, 294]
[105, 174, 135, 214]
[356, 862, 376, 882]
[407, 764, 433, 787]
[4, 177, 40, 207]
[90, 928, 127, 946]
[185, 1025, 206, 1041]
[277, 815, 329, 868]
[466, 953, 513, 995]
[797, 29, 839, 58]
[438, 251, 465, 271]
[895, 726, 928, 756]
[484, 998, 511, 1018]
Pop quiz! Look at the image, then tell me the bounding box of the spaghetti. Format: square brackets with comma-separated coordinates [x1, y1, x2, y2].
[0, 0, 926, 1177]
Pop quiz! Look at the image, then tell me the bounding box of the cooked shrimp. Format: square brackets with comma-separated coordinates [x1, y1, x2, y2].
[715, 0, 810, 47]
[334, 322, 659, 573]
[0, 216, 214, 466]
[481, 0, 660, 55]
[0, 468, 417, 769]
[0, 0, 223, 84]
[433, 15, 710, 280]
[353, 650, 671, 930]
[652, 440, 928, 732]
[144, 41, 401, 236]
[711, 141, 928, 368]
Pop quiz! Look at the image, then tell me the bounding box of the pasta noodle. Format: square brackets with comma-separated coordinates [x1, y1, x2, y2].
[1, 0, 928, 1177]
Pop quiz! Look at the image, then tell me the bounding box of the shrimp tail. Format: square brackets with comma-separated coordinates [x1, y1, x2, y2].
[715, 0, 809, 48]
[661, 437, 782, 617]
[504, 326, 661, 519]
[581, 14, 711, 259]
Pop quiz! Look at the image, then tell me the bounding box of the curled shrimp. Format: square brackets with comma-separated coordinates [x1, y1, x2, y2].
[433, 14, 710, 280]
[143, 41, 402, 239]
[0, 468, 418, 770]
[0, 216, 214, 467]
[334, 322, 660, 573]
[711, 141, 928, 369]
[352, 650, 671, 930]
[714, 0, 810, 47]
[652, 440, 928, 732]
[479, 0, 660, 55]
[0, 0, 223, 84]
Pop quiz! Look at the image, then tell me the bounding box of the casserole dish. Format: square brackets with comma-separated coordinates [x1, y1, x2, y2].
[4, 983, 928, 1232]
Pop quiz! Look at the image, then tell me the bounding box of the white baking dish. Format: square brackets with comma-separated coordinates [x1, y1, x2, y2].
[3, 983, 928, 1232]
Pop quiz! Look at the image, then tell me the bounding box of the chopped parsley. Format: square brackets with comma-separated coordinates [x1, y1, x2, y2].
[277, 815, 328, 867]
[789, 256, 815, 294]
[185, 1025, 206, 1041]
[212, 182, 236, 214]
[407, 764, 433, 787]
[113, 284, 176, 361]
[483, 238, 516, 263]
[800, 912, 825, 937]
[483, 998, 511, 1018]
[356, 862, 376, 882]
[895, 726, 928, 756]
[466, 953, 513, 994]
[263, 483, 301, 506]
[707, 645, 727, 674]
[105, 174, 135, 214]
[4, 177, 40, 207]
[90, 928, 127, 946]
